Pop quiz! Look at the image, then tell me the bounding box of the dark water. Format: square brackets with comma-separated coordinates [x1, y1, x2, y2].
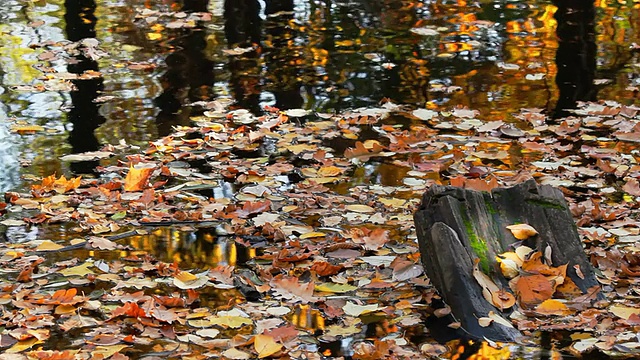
[0, 0, 638, 264]
[0, 0, 638, 193]
[0, 1, 638, 356]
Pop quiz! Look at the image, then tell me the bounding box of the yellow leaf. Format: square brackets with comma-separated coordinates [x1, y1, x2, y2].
[318, 166, 343, 177]
[506, 224, 538, 240]
[60, 262, 95, 277]
[91, 345, 128, 358]
[173, 271, 209, 290]
[35, 240, 64, 251]
[55, 304, 78, 315]
[11, 125, 45, 134]
[6, 338, 42, 353]
[535, 299, 572, 316]
[209, 315, 253, 328]
[175, 271, 197, 283]
[345, 204, 375, 213]
[123, 164, 154, 192]
[147, 32, 162, 41]
[610, 304, 640, 320]
[315, 283, 357, 293]
[254, 334, 283, 358]
[515, 246, 534, 262]
[497, 257, 519, 279]
[299, 232, 326, 239]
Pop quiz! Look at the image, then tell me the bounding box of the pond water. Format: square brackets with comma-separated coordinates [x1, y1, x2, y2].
[0, 0, 638, 356]
[0, 0, 638, 194]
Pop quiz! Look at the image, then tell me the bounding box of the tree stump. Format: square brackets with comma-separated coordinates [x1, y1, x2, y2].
[414, 179, 601, 342]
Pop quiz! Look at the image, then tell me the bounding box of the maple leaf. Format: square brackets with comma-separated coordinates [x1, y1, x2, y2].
[123, 164, 154, 192]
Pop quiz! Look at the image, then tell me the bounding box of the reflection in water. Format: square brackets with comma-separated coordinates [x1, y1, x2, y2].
[154, 0, 216, 136]
[127, 227, 256, 269]
[224, 0, 263, 114]
[264, 0, 304, 110]
[65, 0, 106, 174]
[552, 0, 596, 119]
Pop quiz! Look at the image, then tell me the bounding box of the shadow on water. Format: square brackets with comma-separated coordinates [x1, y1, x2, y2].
[154, 0, 216, 137]
[552, 0, 597, 119]
[65, 0, 106, 175]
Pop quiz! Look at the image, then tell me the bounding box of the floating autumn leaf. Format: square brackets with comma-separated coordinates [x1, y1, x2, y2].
[534, 299, 573, 316]
[35, 240, 64, 251]
[609, 304, 640, 320]
[109, 301, 148, 319]
[348, 227, 389, 251]
[88, 236, 118, 250]
[310, 261, 343, 277]
[343, 301, 380, 317]
[90, 345, 128, 359]
[270, 275, 318, 303]
[47, 288, 85, 305]
[32, 174, 82, 195]
[506, 224, 538, 240]
[315, 282, 357, 293]
[174, 271, 209, 290]
[123, 164, 154, 192]
[254, 334, 283, 358]
[11, 124, 45, 134]
[344, 141, 385, 161]
[345, 204, 375, 213]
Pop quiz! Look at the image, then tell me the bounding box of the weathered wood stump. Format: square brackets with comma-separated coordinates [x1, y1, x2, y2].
[414, 179, 600, 342]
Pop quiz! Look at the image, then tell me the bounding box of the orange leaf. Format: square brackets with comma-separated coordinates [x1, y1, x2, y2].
[534, 299, 573, 316]
[110, 302, 148, 319]
[311, 261, 343, 277]
[344, 141, 384, 161]
[50, 288, 81, 305]
[124, 165, 154, 192]
[515, 274, 554, 308]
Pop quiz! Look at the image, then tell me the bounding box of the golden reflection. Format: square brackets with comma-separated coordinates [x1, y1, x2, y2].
[126, 227, 256, 269]
[289, 304, 325, 332]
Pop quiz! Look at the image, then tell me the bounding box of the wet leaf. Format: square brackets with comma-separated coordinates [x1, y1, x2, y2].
[343, 302, 380, 317]
[123, 164, 154, 192]
[535, 299, 572, 316]
[610, 304, 640, 320]
[254, 334, 283, 358]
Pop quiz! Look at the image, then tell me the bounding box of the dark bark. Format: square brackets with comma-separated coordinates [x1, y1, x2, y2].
[414, 180, 601, 341]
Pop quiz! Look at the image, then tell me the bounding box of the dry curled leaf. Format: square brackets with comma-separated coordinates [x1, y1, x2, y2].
[506, 223, 538, 240]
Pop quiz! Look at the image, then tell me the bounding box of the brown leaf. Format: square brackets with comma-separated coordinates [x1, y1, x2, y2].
[515, 274, 554, 308]
[269, 274, 318, 304]
[622, 178, 640, 196]
[311, 261, 344, 277]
